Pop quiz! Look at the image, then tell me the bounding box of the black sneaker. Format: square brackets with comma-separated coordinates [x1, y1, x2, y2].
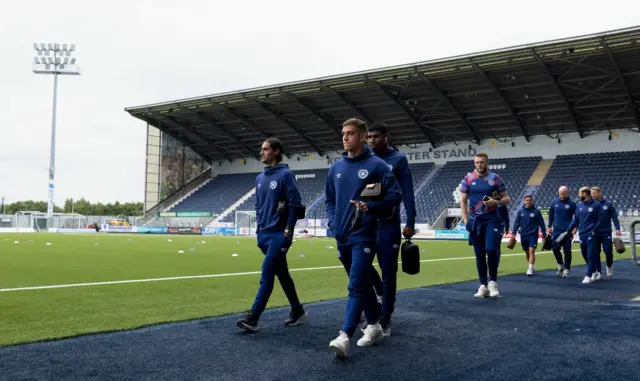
[237, 312, 260, 332]
[284, 307, 307, 326]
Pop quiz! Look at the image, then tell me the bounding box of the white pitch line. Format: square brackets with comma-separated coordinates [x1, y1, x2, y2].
[0, 248, 580, 293]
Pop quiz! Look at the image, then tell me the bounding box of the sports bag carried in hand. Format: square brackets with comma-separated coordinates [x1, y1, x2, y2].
[401, 239, 420, 275]
[613, 237, 625, 254]
[542, 235, 552, 251]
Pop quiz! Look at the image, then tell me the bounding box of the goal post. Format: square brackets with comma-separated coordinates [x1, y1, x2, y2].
[234, 210, 257, 236]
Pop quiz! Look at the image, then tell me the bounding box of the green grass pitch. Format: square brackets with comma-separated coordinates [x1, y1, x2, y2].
[0, 233, 629, 347]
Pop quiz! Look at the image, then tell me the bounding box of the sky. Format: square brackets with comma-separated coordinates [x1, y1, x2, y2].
[1, 0, 639, 206]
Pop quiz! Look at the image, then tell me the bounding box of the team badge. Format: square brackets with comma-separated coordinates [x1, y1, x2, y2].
[358, 169, 369, 179]
[603, 206, 608, 210]
[488, 180, 495, 186]
[270, 181, 277, 189]
[565, 204, 570, 209]
[588, 207, 593, 212]
[530, 213, 535, 218]
[388, 164, 393, 171]
[364, 247, 371, 253]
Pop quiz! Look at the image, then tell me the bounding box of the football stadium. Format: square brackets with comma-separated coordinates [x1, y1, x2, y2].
[2, 26, 640, 380]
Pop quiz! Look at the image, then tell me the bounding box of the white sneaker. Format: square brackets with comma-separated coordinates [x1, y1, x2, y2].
[488, 281, 500, 298]
[562, 269, 569, 278]
[556, 265, 564, 276]
[607, 266, 613, 278]
[329, 331, 350, 358]
[474, 284, 489, 298]
[591, 272, 602, 282]
[357, 323, 383, 347]
[526, 268, 534, 276]
[382, 326, 391, 337]
[582, 276, 592, 284]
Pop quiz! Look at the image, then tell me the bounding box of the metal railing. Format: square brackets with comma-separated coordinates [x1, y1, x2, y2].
[630, 220, 640, 265]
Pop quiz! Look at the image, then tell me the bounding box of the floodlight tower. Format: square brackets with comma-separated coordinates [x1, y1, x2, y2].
[32, 43, 80, 225]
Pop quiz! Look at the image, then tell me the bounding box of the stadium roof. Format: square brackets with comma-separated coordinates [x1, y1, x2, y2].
[125, 26, 640, 163]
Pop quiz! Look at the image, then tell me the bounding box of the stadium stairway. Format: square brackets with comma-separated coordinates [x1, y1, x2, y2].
[527, 159, 553, 186]
[137, 167, 213, 226]
[164, 178, 213, 212]
[535, 151, 640, 215]
[414, 157, 542, 225]
[509, 184, 540, 225]
[212, 188, 257, 224]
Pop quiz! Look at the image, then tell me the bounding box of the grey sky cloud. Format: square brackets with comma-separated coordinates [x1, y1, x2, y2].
[1, 0, 638, 205]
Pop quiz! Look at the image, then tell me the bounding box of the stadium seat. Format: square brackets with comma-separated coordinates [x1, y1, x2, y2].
[535, 151, 640, 212]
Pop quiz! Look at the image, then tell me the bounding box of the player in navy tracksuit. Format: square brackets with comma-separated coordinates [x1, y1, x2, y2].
[591, 186, 621, 279]
[364, 122, 416, 337]
[326, 118, 403, 359]
[237, 138, 307, 332]
[566, 187, 602, 284]
[460, 153, 511, 299]
[511, 195, 547, 276]
[496, 205, 510, 270]
[547, 186, 577, 277]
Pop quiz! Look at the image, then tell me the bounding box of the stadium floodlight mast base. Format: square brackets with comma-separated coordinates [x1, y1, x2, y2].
[32, 43, 80, 226]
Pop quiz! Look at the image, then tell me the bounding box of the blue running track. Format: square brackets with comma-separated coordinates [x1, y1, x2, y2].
[1, 261, 639, 381]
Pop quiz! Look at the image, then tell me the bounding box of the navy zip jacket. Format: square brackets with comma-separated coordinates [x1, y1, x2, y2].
[497, 205, 510, 233]
[373, 147, 416, 228]
[255, 163, 302, 233]
[548, 197, 577, 231]
[325, 145, 403, 245]
[512, 206, 546, 238]
[567, 199, 601, 237]
[595, 198, 620, 235]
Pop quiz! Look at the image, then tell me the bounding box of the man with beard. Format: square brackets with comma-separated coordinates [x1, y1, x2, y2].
[460, 153, 511, 298]
[590, 186, 621, 278]
[567, 187, 602, 284]
[547, 186, 577, 278]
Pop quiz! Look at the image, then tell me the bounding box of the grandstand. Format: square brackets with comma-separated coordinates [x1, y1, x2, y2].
[535, 150, 640, 212]
[123, 26, 640, 234]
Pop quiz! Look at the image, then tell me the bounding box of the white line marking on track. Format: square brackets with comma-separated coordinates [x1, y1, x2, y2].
[0, 248, 582, 293]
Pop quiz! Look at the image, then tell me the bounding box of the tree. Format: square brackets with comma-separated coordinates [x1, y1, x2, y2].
[2, 199, 143, 216]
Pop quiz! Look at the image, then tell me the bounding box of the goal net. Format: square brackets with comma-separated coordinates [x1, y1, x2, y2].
[15, 211, 88, 231]
[234, 210, 257, 236]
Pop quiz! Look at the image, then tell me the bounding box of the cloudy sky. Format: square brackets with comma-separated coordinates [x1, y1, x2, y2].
[1, 0, 638, 206]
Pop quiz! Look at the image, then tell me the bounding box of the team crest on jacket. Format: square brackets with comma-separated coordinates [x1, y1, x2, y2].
[489, 180, 494, 186]
[565, 204, 570, 209]
[588, 207, 593, 212]
[388, 164, 393, 171]
[269, 181, 277, 189]
[603, 206, 608, 210]
[530, 213, 535, 218]
[358, 169, 368, 179]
